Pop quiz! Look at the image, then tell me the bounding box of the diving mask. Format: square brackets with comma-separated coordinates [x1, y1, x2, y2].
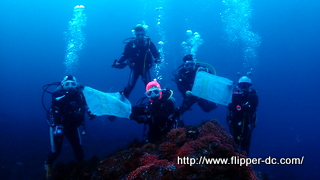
[184, 61, 196, 70]
[145, 88, 161, 99]
[62, 80, 77, 90]
[238, 82, 251, 89]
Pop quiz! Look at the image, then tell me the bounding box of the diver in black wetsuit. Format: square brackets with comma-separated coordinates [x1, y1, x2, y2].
[129, 80, 182, 143]
[173, 54, 217, 115]
[112, 24, 161, 98]
[44, 75, 95, 179]
[226, 74, 258, 156]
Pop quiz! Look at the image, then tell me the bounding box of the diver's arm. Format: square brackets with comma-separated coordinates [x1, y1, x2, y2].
[177, 82, 189, 97]
[227, 91, 238, 111]
[149, 41, 160, 59]
[250, 90, 259, 111]
[80, 91, 96, 120]
[174, 70, 189, 96]
[130, 105, 149, 124]
[118, 43, 132, 63]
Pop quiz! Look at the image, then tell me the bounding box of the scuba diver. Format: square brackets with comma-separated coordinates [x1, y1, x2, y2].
[173, 54, 217, 115]
[112, 24, 161, 98]
[129, 80, 182, 143]
[44, 75, 95, 179]
[226, 73, 258, 156]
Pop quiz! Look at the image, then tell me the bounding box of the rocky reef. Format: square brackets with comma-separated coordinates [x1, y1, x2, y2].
[52, 120, 259, 180]
[95, 120, 258, 179]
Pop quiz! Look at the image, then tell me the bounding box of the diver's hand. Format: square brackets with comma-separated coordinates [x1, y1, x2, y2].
[185, 90, 193, 97]
[88, 112, 96, 120]
[111, 59, 118, 68]
[113, 61, 120, 68]
[113, 62, 127, 69]
[197, 67, 208, 72]
[112, 59, 123, 69]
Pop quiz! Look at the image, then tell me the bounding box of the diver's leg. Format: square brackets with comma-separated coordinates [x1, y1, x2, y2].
[124, 69, 139, 98]
[241, 113, 256, 156]
[65, 127, 84, 162]
[45, 126, 63, 180]
[45, 126, 63, 165]
[232, 124, 242, 149]
[226, 112, 242, 149]
[241, 129, 253, 156]
[142, 70, 151, 86]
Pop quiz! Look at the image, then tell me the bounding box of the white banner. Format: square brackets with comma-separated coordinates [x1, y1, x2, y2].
[192, 71, 233, 106]
[82, 86, 131, 119]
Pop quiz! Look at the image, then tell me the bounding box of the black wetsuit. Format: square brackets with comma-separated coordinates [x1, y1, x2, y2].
[226, 86, 258, 156]
[118, 37, 160, 98]
[46, 86, 87, 165]
[173, 64, 217, 114]
[130, 89, 179, 143]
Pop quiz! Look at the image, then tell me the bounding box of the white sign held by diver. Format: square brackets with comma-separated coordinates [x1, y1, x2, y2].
[82, 86, 132, 119]
[192, 71, 233, 106]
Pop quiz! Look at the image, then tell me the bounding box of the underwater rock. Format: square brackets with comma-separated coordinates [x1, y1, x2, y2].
[90, 120, 259, 180]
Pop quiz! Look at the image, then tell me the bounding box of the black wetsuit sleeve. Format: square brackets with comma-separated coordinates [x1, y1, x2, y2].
[118, 43, 132, 63]
[173, 68, 180, 83]
[130, 105, 148, 124]
[249, 90, 258, 111]
[175, 71, 189, 96]
[227, 87, 239, 111]
[149, 41, 160, 59]
[79, 91, 90, 114]
[177, 83, 188, 96]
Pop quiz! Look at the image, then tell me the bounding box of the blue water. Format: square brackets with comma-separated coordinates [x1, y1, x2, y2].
[0, 0, 319, 179]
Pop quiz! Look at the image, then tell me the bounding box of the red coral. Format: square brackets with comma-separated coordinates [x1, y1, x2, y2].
[127, 165, 151, 180]
[141, 143, 157, 153]
[176, 140, 202, 157]
[159, 142, 178, 160]
[139, 154, 159, 166]
[166, 127, 187, 146]
[127, 154, 173, 180]
[73, 120, 259, 180]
